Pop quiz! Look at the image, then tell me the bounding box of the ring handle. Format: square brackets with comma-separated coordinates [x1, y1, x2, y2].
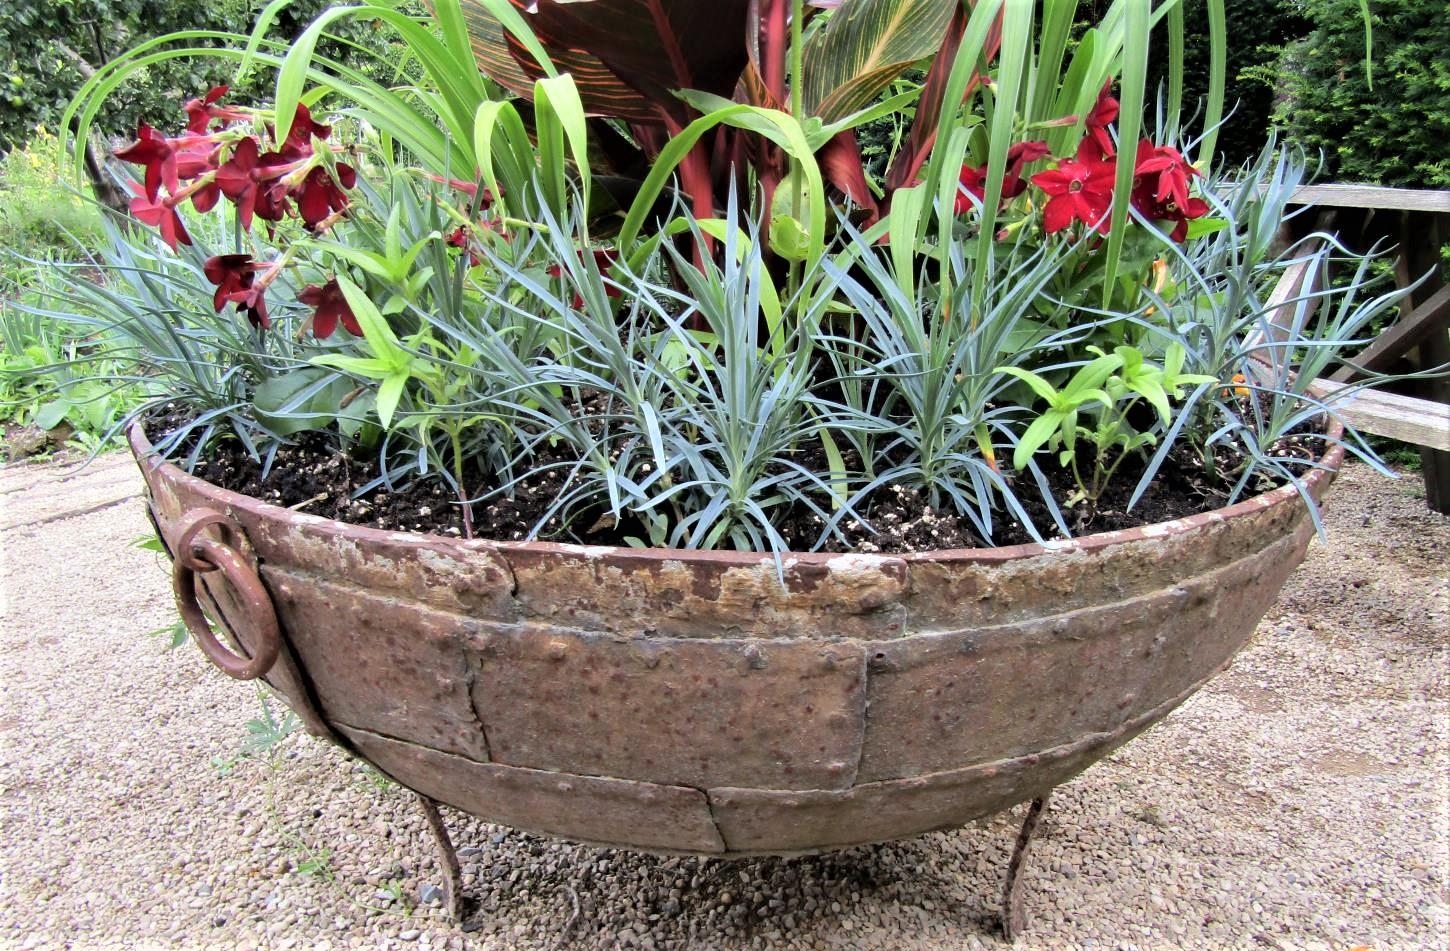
[170, 508, 280, 681]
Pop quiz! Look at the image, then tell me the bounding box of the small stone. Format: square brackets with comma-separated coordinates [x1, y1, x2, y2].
[419, 884, 444, 904]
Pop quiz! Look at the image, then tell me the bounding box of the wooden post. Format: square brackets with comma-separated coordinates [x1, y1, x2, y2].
[1410, 213, 1450, 511]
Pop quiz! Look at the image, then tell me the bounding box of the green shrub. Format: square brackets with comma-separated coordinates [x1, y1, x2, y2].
[1272, 0, 1450, 188]
[1150, 0, 1311, 165]
[0, 128, 105, 262]
[1073, 0, 1310, 166]
[0, 0, 425, 154]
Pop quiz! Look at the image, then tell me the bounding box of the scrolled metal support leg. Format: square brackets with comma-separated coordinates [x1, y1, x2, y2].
[415, 793, 465, 921]
[1002, 792, 1052, 942]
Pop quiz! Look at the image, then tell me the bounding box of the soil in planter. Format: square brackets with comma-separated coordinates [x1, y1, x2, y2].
[145, 405, 1324, 554]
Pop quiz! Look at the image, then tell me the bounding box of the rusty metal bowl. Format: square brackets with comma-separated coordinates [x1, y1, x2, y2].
[130, 424, 1341, 857]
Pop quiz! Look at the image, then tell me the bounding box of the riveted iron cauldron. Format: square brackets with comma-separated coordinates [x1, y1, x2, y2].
[130, 424, 1341, 857]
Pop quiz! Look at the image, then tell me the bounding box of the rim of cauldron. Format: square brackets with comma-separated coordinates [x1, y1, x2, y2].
[127, 419, 1345, 568]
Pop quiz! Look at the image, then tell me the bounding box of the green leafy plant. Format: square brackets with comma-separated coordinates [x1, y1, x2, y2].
[213, 687, 301, 776]
[1001, 343, 1215, 509]
[41, 0, 1422, 556]
[1270, 0, 1450, 189]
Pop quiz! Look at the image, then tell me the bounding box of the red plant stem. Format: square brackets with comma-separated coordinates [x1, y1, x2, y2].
[460, 485, 475, 540]
[647, 0, 696, 91]
[660, 115, 717, 261]
[763, 0, 788, 106]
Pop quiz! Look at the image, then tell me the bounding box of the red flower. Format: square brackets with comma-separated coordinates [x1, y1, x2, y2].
[1005, 140, 1051, 198]
[293, 164, 356, 230]
[298, 279, 361, 338]
[277, 103, 331, 160]
[1030, 140, 1117, 235]
[446, 225, 483, 266]
[202, 253, 270, 329]
[955, 164, 989, 213]
[1083, 82, 1120, 160]
[215, 138, 264, 230]
[170, 136, 217, 180]
[955, 140, 1051, 214]
[114, 124, 178, 202]
[1133, 141, 1198, 215]
[1131, 141, 1209, 241]
[129, 188, 191, 250]
[203, 254, 258, 311]
[216, 138, 293, 230]
[184, 85, 246, 134]
[228, 283, 272, 330]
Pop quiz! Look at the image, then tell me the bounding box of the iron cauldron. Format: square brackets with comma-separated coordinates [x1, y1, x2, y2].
[130, 424, 1340, 857]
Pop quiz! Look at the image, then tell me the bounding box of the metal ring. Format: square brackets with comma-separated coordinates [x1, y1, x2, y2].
[171, 521, 280, 681]
[174, 509, 237, 572]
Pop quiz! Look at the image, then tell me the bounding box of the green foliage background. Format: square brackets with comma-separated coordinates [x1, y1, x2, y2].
[0, 0, 405, 152]
[1271, 0, 1450, 188]
[1161, 0, 1310, 164]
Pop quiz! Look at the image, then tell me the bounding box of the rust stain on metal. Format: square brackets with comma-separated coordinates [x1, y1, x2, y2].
[128, 424, 1344, 856]
[503, 547, 909, 639]
[338, 724, 727, 854]
[263, 567, 491, 761]
[469, 624, 868, 792]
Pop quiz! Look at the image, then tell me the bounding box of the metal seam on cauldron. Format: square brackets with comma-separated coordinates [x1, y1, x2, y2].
[128, 423, 1342, 854]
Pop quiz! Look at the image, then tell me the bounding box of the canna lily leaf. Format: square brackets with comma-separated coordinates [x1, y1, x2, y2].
[801, 0, 959, 123]
[459, 0, 752, 123]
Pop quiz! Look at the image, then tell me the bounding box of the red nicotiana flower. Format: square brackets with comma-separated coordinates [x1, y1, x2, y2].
[955, 140, 1051, 214]
[128, 187, 191, 250]
[276, 103, 331, 161]
[169, 136, 223, 212]
[298, 279, 361, 338]
[955, 164, 989, 213]
[118, 91, 361, 292]
[293, 163, 357, 230]
[1083, 82, 1120, 160]
[228, 283, 272, 329]
[114, 123, 178, 202]
[446, 225, 485, 266]
[1131, 141, 1209, 241]
[184, 85, 247, 134]
[1006, 140, 1052, 198]
[1030, 139, 1118, 235]
[203, 253, 259, 312]
[202, 253, 271, 329]
[1133, 141, 1199, 213]
[215, 137, 264, 230]
[169, 136, 217, 179]
[215, 138, 294, 230]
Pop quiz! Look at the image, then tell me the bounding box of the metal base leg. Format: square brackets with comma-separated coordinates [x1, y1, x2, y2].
[1002, 793, 1052, 941]
[415, 793, 465, 921]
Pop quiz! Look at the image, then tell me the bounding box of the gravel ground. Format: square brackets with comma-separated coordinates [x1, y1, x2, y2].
[1, 453, 1446, 950]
